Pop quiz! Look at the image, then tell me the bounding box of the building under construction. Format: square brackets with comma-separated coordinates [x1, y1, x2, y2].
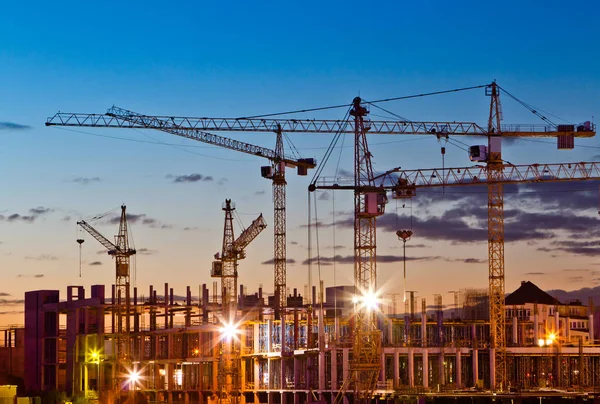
[36, 83, 600, 403]
[23, 280, 600, 403]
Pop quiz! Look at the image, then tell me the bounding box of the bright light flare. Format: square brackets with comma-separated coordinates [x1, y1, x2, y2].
[219, 321, 239, 341]
[352, 289, 383, 312]
[90, 350, 99, 361]
[538, 338, 545, 347]
[128, 370, 141, 384]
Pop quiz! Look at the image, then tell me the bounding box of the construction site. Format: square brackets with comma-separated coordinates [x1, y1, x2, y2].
[15, 82, 600, 403]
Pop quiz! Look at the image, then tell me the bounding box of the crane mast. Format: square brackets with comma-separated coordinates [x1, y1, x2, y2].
[273, 127, 287, 317]
[486, 82, 506, 389]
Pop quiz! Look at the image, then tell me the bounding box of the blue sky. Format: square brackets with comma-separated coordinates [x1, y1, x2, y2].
[1, 0, 600, 325]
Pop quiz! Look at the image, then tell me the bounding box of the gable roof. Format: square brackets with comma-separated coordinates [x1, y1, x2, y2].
[505, 281, 560, 306]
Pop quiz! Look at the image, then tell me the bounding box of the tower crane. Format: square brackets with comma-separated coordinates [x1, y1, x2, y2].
[213, 199, 266, 404]
[46, 109, 315, 321]
[76, 205, 136, 387]
[213, 199, 267, 316]
[46, 82, 595, 394]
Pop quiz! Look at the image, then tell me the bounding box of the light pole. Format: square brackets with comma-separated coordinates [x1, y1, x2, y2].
[396, 230, 413, 304]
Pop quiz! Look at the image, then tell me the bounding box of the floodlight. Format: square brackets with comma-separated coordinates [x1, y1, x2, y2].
[128, 370, 140, 384]
[220, 322, 238, 340]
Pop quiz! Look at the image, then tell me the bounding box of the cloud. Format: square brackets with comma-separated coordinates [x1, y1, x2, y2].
[72, 177, 101, 185]
[183, 226, 199, 231]
[290, 241, 299, 245]
[0, 292, 10, 297]
[89, 261, 102, 266]
[255, 190, 266, 195]
[104, 212, 172, 229]
[545, 240, 600, 257]
[167, 173, 214, 183]
[318, 192, 331, 201]
[0, 122, 31, 130]
[261, 258, 297, 265]
[300, 254, 440, 265]
[34, 274, 44, 278]
[3, 213, 36, 223]
[62, 216, 71, 221]
[524, 272, 546, 275]
[29, 206, 53, 215]
[137, 248, 157, 255]
[25, 254, 57, 261]
[0, 299, 24, 304]
[461, 258, 486, 264]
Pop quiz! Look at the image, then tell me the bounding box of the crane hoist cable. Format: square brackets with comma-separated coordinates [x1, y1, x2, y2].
[310, 108, 352, 183]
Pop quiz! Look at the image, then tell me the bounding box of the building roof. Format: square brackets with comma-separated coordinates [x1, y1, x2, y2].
[505, 281, 560, 306]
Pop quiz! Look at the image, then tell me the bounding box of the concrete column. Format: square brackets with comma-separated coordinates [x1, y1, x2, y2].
[387, 319, 393, 344]
[281, 356, 286, 391]
[534, 314, 539, 344]
[565, 316, 571, 343]
[213, 361, 219, 392]
[439, 351, 445, 386]
[408, 348, 414, 387]
[554, 310, 560, 335]
[166, 363, 172, 391]
[472, 349, 479, 387]
[489, 348, 495, 390]
[456, 350, 462, 388]
[267, 320, 273, 352]
[421, 317, 427, 347]
[380, 351, 385, 383]
[254, 323, 260, 352]
[393, 350, 400, 388]
[589, 314, 595, 343]
[318, 307, 325, 350]
[512, 316, 518, 345]
[241, 356, 246, 392]
[318, 351, 326, 390]
[331, 349, 337, 390]
[342, 348, 349, 381]
[422, 350, 429, 388]
[268, 358, 273, 389]
[281, 312, 287, 354]
[254, 359, 260, 390]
